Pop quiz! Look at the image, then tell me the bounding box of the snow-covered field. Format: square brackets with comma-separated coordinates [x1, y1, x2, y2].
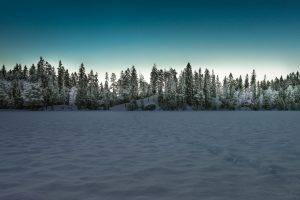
[0, 111, 300, 200]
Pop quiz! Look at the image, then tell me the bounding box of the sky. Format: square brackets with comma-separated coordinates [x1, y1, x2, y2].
[0, 0, 299, 81]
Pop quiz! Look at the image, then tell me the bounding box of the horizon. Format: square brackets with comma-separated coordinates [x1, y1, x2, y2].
[1, 0, 300, 81]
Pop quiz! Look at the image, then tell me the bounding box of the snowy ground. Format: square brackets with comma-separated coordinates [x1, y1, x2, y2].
[0, 111, 300, 200]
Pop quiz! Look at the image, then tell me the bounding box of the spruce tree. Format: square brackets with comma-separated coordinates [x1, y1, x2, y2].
[23, 65, 28, 80]
[64, 69, 71, 88]
[150, 65, 158, 95]
[11, 80, 23, 109]
[29, 64, 37, 82]
[250, 69, 257, 109]
[184, 63, 193, 106]
[203, 68, 211, 109]
[237, 75, 243, 91]
[76, 63, 88, 109]
[244, 74, 249, 89]
[103, 72, 110, 109]
[130, 66, 138, 100]
[110, 73, 117, 105]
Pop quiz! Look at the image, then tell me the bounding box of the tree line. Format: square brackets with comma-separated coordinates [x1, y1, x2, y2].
[0, 57, 299, 110]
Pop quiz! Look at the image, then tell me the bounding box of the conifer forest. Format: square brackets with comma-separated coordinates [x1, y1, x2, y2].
[0, 57, 299, 111]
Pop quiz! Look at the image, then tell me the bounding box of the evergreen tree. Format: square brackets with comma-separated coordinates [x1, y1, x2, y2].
[184, 63, 193, 105]
[103, 72, 110, 109]
[130, 66, 138, 100]
[203, 69, 211, 109]
[23, 65, 28, 80]
[250, 69, 258, 109]
[70, 72, 78, 87]
[211, 70, 217, 98]
[244, 74, 249, 89]
[64, 69, 71, 88]
[139, 74, 148, 99]
[110, 73, 117, 105]
[237, 75, 243, 91]
[87, 70, 99, 109]
[193, 70, 204, 110]
[57, 60, 65, 91]
[76, 63, 88, 109]
[150, 64, 158, 95]
[29, 64, 37, 82]
[11, 80, 23, 109]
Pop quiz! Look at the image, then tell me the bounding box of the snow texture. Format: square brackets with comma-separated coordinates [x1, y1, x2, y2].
[0, 111, 300, 200]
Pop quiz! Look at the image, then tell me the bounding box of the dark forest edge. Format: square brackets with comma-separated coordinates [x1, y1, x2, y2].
[0, 57, 299, 111]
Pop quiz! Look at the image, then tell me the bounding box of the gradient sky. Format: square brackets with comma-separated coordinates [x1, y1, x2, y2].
[0, 0, 299, 80]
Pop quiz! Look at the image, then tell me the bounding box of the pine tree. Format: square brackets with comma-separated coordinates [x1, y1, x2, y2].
[11, 80, 23, 109]
[157, 69, 164, 107]
[184, 63, 193, 105]
[250, 69, 258, 109]
[57, 61, 66, 104]
[244, 74, 249, 89]
[237, 75, 243, 91]
[150, 64, 158, 95]
[76, 63, 88, 109]
[70, 72, 78, 87]
[138, 74, 148, 99]
[110, 73, 117, 105]
[23, 65, 28, 80]
[102, 72, 110, 109]
[57, 60, 65, 91]
[203, 68, 211, 109]
[130, 66, 138, 100]
[29, 64, 37, 82]
[64, 69, 71, 88]
[87, 70, 99, 109]
[193, 70, 204, 110]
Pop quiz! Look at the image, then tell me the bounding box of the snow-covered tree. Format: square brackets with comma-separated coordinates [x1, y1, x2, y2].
[76, 63, 88, 109]
[150, 64, 158, 95]
[184, 63, 193, 106]
[22, 82, 43, 110]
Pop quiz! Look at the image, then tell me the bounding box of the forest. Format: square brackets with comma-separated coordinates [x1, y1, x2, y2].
[0, 57, 299, 111]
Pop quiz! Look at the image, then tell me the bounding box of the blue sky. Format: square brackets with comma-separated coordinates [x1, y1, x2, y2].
[0, 0, 299, 80]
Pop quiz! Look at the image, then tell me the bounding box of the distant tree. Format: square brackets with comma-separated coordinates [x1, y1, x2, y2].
[237, 75, 243, 91]
[29, 64, 37, 82]
[23, 65, 28, 80]
[203, 69, 211, 109]
[244, 74, 249, 89]
[76, 63, 88, 109]
[150, 64, 158, 95]
[184, 63, 194, 105]
[11, 80, 23, 109]
[64, 69, 71, 89]
[110, 73, 118, 105]
[130, 66, 138, 101]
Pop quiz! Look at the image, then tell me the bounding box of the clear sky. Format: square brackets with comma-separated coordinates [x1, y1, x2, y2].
[0, 0, 299, 80]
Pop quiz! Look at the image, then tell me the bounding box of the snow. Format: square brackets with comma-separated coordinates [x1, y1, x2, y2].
[0, 111, 300, 200]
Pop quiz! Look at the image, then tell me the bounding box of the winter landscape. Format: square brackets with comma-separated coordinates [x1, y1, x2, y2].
[1, 0, 300, 199]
